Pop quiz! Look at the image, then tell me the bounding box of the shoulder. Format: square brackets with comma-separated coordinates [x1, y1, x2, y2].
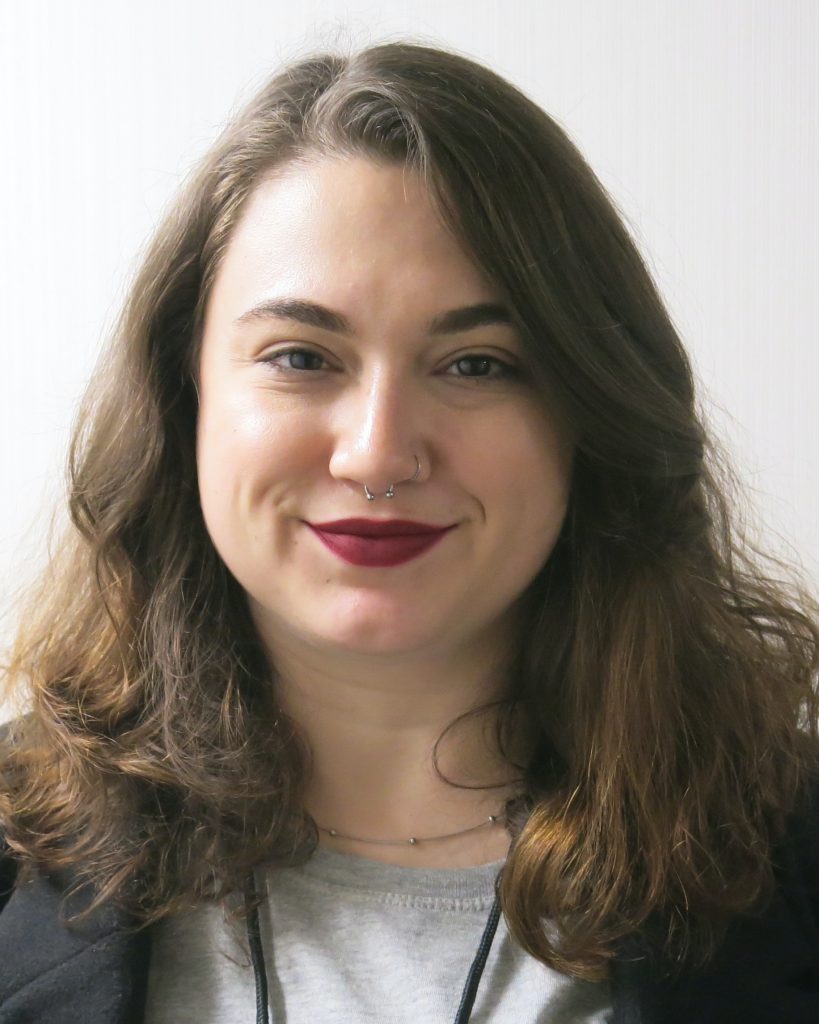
[0, 843, 152, 1021]
[0, 719, 151, 1020]
[611, 767, 819, 1023]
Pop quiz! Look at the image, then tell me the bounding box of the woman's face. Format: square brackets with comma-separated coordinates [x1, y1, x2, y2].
[196, 156, 574, 660]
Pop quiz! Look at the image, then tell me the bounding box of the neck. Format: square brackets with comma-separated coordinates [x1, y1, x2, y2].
[257, 621, 531, 867]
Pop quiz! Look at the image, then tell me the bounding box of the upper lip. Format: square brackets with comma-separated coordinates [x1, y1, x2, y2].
[308, 518, 454, 536]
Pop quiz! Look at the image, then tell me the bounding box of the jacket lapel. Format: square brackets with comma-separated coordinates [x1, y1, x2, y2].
[0, 859, 151, 1023]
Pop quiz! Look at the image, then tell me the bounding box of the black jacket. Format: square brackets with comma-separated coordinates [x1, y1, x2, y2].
[1, 784, 818, 1023]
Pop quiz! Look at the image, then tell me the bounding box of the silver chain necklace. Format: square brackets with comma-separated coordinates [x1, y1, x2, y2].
[316, 811, 505, 846]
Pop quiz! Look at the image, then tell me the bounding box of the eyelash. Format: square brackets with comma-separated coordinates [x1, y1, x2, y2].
[259, 347, 521, 382]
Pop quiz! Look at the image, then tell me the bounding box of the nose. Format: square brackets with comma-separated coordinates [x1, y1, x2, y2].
[328, 365, 426, 497]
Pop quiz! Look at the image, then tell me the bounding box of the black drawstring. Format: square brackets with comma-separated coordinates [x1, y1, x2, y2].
[245, 871, 270, 1024]
[452, 888, 501, 1023]
[244, 867, 503, 1024]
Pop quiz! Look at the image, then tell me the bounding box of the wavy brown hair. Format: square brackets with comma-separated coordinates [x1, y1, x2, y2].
[1, 40, 818, 980]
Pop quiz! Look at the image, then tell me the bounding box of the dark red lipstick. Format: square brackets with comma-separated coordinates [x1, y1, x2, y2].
[306, 518, 456, 567]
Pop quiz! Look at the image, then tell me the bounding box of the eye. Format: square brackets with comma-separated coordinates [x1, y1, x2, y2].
[259, 347, 330, 373]
[445, 355, 519, 381]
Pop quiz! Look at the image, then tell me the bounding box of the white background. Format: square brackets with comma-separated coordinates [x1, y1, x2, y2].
[1, 0, 817, 683]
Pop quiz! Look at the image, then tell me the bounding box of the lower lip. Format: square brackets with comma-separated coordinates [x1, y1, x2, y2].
[307, 526, 454, 567]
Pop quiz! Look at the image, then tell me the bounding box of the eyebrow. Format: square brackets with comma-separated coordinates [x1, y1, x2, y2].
[232, 298, 513, 335]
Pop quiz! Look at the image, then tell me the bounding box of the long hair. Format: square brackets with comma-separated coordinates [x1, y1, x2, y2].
[1, 40, 817, 979]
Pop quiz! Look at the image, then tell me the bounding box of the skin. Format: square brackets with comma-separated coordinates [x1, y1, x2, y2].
[196, 156, 574, 867]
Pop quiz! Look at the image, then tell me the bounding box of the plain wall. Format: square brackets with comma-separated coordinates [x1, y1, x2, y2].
[1, 0, 817, 714]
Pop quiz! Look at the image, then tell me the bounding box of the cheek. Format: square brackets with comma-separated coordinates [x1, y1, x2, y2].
[197, 387, 285, 474]
[476, 402, 572, 503]
[485, 424, 573, 559]
[195, 392, 327, 526]
[196, 399, 254, 502]
[196, 392, 267, 515]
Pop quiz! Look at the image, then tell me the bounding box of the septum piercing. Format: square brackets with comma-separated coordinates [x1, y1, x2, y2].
[364, 456, 421, 501]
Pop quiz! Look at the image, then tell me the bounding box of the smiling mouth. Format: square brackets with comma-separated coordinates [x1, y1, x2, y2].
[306, 524, 455, 567]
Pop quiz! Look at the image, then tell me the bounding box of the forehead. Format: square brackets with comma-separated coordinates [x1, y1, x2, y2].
[234, 156, 446, 247]
[208, 156, 501, 321]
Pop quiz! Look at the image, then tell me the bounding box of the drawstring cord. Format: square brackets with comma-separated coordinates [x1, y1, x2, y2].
[452, 888, 502, 1024]
[245, 872, 270, 1024]
[244, 867, 503, 1024]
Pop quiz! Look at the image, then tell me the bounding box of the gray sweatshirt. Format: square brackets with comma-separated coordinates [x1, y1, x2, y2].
[144, 845, 611, 1023]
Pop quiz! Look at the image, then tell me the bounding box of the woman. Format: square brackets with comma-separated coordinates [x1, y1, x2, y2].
[1, 40, 817, 1023]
